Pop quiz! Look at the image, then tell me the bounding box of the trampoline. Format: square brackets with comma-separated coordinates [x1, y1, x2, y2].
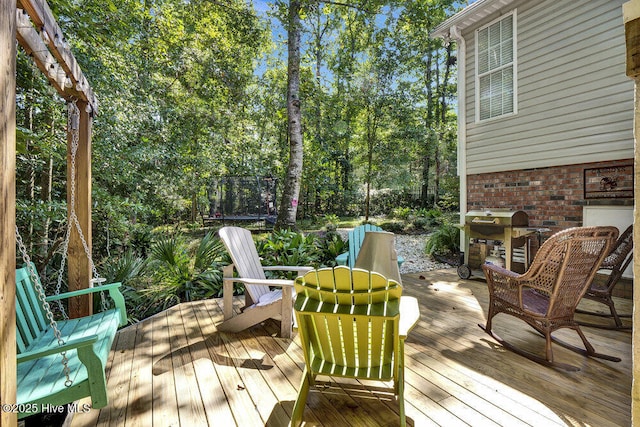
[203, 176, 277, 228]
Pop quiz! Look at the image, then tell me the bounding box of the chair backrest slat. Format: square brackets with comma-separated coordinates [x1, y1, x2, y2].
[347, 224, 383, 268]
[15, 266, 48, 353]
[219, 226, 270, 302]
[295, 266, 401, 375]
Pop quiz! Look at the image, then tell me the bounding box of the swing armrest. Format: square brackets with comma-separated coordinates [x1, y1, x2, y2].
[18, 335, 99, 363]
[46, 282, 127, 327]
[45, 282, 123, 301]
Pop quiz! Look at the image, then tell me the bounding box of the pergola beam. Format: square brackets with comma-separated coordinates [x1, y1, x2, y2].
[14, 1, 97, 318]
[16, 0, 97, 112]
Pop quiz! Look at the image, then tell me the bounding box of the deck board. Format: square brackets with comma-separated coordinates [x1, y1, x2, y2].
[68, 268, 632, 426]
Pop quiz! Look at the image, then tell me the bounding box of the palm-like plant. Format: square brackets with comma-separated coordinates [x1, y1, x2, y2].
[100, 250, 147, 322]
[145, 231, 227, 312]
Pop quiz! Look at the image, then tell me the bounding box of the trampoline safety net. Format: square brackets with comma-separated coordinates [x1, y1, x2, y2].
[205, 176, 277, 224]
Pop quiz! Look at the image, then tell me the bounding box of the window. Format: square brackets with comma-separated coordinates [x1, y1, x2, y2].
[476, 11, 516, 121]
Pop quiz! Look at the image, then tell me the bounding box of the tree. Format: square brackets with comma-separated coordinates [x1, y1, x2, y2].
[393, 0, 459, 207]
[276, 0, 304, 229]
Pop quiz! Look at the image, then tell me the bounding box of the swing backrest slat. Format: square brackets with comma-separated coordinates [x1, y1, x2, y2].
[16, 265, 50, 353]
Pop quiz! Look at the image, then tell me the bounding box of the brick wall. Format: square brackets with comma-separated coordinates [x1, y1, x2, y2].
[467, 159, 634, 233]
[467, 159, 633, 299]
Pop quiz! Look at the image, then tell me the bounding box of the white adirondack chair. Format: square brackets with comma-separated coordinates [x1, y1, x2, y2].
[218, 226, 312, 338]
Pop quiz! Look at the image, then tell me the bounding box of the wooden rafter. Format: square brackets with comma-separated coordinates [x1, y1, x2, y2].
[16, 0, 98, 113]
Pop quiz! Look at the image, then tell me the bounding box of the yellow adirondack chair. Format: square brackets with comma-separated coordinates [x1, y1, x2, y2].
[291, 266, 420, 426]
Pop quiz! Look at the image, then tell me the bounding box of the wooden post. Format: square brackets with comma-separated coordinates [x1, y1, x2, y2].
[623, 1, 640, 424]
[67, 100, 93, 318]
[1, 1, 17, 426]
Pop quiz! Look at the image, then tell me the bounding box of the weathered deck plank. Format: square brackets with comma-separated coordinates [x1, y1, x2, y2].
[66, 268, 632, 427]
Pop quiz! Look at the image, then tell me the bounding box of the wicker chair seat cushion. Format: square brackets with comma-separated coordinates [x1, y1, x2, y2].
[521, 289, 550, 316]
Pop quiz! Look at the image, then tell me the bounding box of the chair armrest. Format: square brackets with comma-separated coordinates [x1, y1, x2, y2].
[262, 266, 314, 274]
[46, 282, 127, 327]
[399, 296, 420, 338]
[482, 263, 539, 308]
[223, 276, 295, 287]
[45, 282, 122, 301]
[335, 252, 348, 265]
[18, 335, 99, 363]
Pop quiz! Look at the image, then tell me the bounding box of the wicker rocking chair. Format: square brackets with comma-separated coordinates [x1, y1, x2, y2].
[480, 226, 619, 371]
[577, 224, 633, 329]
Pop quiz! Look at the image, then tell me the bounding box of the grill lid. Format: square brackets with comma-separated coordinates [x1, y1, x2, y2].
[465, 210, 528, 226]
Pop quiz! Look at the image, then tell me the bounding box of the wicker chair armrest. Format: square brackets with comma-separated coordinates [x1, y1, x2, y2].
[482, 263, 530, 307]
[482, 263, 520, 283]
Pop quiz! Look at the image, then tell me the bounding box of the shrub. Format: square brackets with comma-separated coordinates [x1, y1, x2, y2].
[257, 229, 321, 278]
[324, 214, 340, 232]
[100, 250, 148, 323]
[390, 207, 412, 220]
[142, 231, 228, 316]
[378, 221, 405, 233]
[316, 231, 346, 267]
[425, 223, 460, 257]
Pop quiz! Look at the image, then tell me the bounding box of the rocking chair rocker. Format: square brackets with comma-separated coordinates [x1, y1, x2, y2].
[480, 226, 619, 371]
[577, 224, 633, 329]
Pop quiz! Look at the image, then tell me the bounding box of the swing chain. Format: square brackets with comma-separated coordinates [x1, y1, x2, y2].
[15, 227, 73, 387]
[59, 101, 109, 313]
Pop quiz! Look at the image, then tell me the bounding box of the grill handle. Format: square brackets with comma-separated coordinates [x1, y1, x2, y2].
[471, 218, 499, 224]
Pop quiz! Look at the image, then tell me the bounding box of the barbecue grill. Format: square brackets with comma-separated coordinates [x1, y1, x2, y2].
[458, 209, 543, 279]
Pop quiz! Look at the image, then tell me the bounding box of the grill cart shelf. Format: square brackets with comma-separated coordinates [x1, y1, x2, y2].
[457, 210, 548, 279]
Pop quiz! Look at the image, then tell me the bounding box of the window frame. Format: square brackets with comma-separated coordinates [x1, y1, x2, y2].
[474, 10, 518, 123]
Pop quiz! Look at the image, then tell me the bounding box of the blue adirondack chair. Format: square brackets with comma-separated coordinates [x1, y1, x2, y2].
[335, 224, 405, 268]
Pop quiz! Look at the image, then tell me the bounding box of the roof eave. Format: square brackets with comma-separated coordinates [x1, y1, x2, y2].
[430, 0, 517, 39]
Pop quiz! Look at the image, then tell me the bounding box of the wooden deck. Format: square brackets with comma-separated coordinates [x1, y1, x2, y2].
[69, 269, 632, 426]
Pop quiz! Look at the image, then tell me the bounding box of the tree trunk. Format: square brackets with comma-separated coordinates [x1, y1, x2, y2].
[276, 0, 303, 230]
[364, 103, 376, 221]
[434, 43, 453, 206]
[422, 49, 434, 207]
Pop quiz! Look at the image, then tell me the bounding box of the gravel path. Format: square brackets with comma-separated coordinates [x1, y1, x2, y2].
[395, 233, 451, 274]
[337, 230, 450, 274]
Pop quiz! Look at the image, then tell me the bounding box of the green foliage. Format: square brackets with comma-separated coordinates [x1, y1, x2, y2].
[14, 0, 463, 325]
[256, 229, 321, 278]
[437, 192, 460, 212]
[368, 189, 420, 216]
[323, 214, 340, 231]
[425, 223, 460, 257]
[378, 220, 405, 234]
[100, 250, 148, 323]
[102, 250, 147, 285]
[316, 231, 346, 267]
[390, 207, 412, 220]
[142, 232, 228, 316]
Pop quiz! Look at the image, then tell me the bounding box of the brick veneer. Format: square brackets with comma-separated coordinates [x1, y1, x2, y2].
[467, 159, 634, 299]
[467, 159, 634, 233]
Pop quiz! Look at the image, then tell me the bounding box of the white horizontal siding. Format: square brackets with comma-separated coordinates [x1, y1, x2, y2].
[462, 0, 633, 175]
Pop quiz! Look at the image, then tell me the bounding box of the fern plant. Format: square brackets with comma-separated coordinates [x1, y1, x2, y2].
[425, 223, 461, 257]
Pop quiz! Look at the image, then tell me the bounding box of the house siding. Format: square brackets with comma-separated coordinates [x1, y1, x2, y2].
[463, 0, 633, 175]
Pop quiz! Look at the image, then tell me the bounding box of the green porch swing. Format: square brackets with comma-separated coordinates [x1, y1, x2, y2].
[14, 101, 126, 420]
